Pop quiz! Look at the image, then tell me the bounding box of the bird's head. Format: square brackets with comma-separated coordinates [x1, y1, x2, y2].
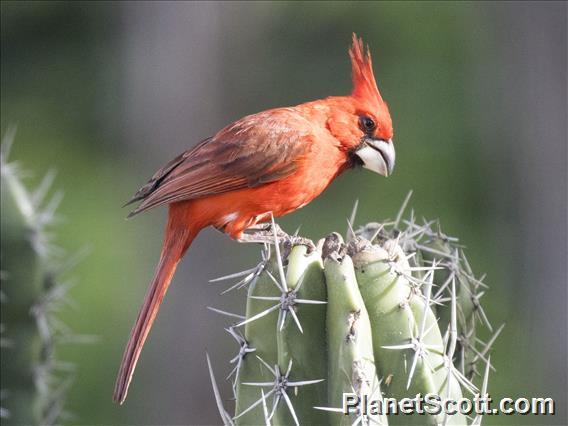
[327, 34, 395, 177]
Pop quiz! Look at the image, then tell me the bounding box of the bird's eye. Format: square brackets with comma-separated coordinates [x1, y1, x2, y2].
[360, 116, 376, 133]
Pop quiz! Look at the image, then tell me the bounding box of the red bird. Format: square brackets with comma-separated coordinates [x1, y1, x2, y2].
[114, 34, 395, 404]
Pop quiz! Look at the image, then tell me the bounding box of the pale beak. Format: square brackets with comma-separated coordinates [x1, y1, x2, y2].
[354, 138, 395, 177]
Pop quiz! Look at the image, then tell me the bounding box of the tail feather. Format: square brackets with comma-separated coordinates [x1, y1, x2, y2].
[113, 221, 195, 404]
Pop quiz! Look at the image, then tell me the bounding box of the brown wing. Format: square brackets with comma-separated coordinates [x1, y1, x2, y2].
[126, 108, 313, 217]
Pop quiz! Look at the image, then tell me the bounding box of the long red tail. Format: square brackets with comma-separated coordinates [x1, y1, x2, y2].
[113, 213, 196, 404]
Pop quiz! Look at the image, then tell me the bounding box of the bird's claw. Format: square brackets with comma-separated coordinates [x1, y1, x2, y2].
[289, 235, 317, 253]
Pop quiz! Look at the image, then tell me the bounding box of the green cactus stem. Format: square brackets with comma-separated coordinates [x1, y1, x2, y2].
[1, 134, 77, 425]
[352, 238, 466, 425]
[323, 234, 386, 426]
[273, 244, 327, 425]
[234, 252, 281, 425]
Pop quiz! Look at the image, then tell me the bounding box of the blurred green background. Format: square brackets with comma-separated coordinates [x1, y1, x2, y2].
[1, 1, 566, 425]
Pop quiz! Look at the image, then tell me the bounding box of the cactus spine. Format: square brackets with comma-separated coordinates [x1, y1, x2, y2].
[208, 199, 499, 426]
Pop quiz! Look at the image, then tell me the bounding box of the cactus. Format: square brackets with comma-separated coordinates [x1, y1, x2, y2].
[0, 132, 81, 425]
[207, 199, 499, 425]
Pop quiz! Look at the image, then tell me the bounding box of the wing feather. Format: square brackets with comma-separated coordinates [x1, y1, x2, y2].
[127, 108, 312, 216]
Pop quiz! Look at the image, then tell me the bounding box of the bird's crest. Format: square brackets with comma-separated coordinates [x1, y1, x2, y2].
[349, 34, 384, 106]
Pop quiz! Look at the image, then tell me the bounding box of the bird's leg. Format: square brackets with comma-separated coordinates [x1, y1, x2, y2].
[244, 222, 275, 232]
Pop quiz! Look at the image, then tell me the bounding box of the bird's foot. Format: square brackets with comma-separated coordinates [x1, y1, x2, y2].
[238, 222, 287, 244]
[238, 223, 316, 253]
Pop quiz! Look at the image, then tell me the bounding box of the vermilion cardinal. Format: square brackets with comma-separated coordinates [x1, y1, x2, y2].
[114, 34, 395, 404]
